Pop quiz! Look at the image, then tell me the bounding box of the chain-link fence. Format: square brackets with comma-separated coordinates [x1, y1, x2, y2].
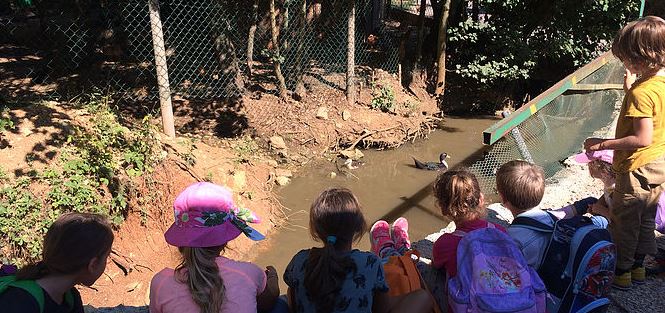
[468, 58, 625, 194]
[0, 0, 402, 102]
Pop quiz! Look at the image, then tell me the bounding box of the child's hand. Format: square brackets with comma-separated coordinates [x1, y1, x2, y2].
[624, 68, 637, 91]
[589, 202, 610, 218]
[265, 265, 278, 281]
[584, 137, 605, 151]
[573, 197, 598, 215]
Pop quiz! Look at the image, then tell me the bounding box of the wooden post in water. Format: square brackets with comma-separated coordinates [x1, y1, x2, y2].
[148, 0, 175, 138]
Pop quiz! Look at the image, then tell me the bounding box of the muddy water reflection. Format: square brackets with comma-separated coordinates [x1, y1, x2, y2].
[255, 116, 499, 288]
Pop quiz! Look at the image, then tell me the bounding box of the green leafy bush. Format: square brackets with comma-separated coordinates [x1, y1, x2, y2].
[447, 0, 639, 91]
[0, 95, 162, 265]
[371, 83, 396, 113]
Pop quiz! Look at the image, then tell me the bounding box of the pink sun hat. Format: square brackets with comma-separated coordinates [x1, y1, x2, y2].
[164, 182, 264, 247]
[574, 149, 614, 164]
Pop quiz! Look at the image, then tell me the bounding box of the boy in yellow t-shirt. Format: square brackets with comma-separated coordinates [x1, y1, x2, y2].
[584, 16, 665, 290]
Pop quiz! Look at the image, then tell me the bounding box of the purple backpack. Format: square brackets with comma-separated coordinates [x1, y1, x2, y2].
[448, 224, 547, 313]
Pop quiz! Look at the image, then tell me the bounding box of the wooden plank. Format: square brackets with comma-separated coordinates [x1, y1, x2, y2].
[567, 84, 623, 91]
[482, 51, 615, 145]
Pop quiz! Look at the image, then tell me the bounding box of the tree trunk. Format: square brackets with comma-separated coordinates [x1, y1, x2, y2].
[270, 0, 288, 99]
[346, 0, 356, 105]
[415, 0, 427, 66]
[147, 0, 175, 138]
[246, 0, 259, 78]
[435, 0, 451, 96]
[472, 0, 479, 22]
[293, 0, 309, 99]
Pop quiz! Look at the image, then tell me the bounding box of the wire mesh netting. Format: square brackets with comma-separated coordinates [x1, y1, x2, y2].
[0, 0, 402, 102]
[468, 58, 626, 194]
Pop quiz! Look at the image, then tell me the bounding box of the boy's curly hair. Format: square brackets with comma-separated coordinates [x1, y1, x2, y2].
[496, 160, 545, 213]
[432, 169, 484, 222]
[612, 16, 665, 70]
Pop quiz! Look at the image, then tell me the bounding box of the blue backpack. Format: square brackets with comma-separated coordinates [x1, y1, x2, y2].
[512, 213, 616, 313]
[448, 224, 547, 313]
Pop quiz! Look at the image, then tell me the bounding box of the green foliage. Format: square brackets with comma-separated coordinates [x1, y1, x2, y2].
[0, 107, 14, 133]
[0, 178, 50, 263]
[234, 136, 259, 163]
[0, 94, 162, 265]
[371, 83, 396, 113]
[447, 0, 639, 91]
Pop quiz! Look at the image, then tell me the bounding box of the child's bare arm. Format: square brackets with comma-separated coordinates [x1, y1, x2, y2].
[584, 117, 653, 151]
[257, 266, 280, 311]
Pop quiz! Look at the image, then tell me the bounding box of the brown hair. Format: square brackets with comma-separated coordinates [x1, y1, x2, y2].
[589, 160, 615, 179]
[433, 169, 484, 222]
[612, 16, 665, 71]
[496, 160, 545, 213]
[175, 246, 225, 313]
[17, 213, 114, 280]
[304, 188, 367, 313]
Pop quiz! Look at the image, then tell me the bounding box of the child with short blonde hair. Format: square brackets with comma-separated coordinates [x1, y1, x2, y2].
[496, 160, 606, 268]
[584, 15, 665, 289]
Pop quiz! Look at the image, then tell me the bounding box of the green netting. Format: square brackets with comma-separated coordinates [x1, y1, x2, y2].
[0, 0, 401, 101]
[468, 58, 625, 194]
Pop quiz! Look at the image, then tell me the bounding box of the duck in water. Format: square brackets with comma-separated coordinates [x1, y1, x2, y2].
[413, 153, 450, 171]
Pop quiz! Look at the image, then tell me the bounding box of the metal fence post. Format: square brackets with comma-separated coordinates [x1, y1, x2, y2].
[148, 0, 176, 138]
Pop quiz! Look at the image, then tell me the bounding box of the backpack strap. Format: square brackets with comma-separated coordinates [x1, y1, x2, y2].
[451, 222, 495, 237]
[0, 276, 45, 313]
[512, 212, 557, 233]
[0, 276, 74, 313]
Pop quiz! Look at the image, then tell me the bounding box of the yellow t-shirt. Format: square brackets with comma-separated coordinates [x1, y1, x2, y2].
[613, 75, 665, 173]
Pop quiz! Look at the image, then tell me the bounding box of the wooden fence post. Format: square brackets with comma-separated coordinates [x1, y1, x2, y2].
[346, 1, 356, 105]
[148, 0, 176, 138]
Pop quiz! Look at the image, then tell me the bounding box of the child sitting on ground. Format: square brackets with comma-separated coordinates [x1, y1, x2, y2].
[496, 160, 608, 268]
[0, 213, 115, 313]
[575, 149, 665, 276]
[283, 187, 432, 313]
[583, 16, 665, 289]
[430, 169, 506, 279]
[149, 182, 280, 313]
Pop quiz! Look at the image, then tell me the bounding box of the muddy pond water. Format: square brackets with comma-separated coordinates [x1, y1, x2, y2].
[255, 116, 500, 289]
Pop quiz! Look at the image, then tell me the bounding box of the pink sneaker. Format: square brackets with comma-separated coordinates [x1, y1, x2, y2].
[392, 217, 411, 252]
[370, 220, 394, 257]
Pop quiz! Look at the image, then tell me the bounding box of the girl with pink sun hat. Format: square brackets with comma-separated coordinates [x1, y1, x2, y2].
[150, 182, 280, 313]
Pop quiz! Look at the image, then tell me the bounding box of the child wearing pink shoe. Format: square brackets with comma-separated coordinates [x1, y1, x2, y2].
[284, 188, 434, 313]
[431, 170, 506, 279]
[370, 217, 412, 259]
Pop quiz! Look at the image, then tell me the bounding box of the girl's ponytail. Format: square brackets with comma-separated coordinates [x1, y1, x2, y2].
[305, 188, 367, 313]
[16, 261, 49, 280]
[304, 239, 356, 313]
[433, 169, 483, 222]
[176, 246, 225, 313]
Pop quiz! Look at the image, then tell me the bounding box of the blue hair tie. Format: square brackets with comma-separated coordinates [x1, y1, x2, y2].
[326, 235, 337, 245]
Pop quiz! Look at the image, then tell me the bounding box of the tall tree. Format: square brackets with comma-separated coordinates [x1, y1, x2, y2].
[435, 0, 451, 96]
[270, 0, 288, 99]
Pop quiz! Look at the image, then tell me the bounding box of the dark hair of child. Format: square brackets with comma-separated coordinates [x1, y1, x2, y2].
[16, 212, 114, 280]
[304, 188, 367, 313]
